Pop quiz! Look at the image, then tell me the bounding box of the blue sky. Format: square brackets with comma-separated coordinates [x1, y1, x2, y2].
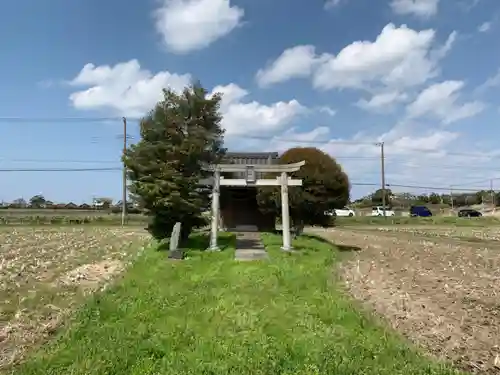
[1, 0, 499, 203]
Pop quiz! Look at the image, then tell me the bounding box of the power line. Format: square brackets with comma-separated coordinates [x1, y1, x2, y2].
[0, 117, 140, 123]
[0, 168, 489, 193]
[0, 155, 491, 169]
[0, 158, 495, 178]
[0, 159, 495, 186]
[350, 182, 379, 186]
[386, 183, 482, 192]
[0, 116, 496, 160]
[0, 158, 120, 164]
[0, 155, 495, 173]
[451, 177, 500, 187]
[0, 165, 489, 189]
[1, 116, 499, 194]
[384, 146, 495, 159]
[236, 135, 380, 146]
[119, 132, 500, 161]
[0, 167, 121, 172]
[384, 162, 497, 172]
[347, 182, 487, 192]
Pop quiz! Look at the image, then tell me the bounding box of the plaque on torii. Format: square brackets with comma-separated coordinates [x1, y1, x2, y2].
[245, 166, 256, 184]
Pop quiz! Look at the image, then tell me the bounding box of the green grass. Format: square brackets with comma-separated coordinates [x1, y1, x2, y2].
[10, 232, 463, 375]
[336, 215, 500, 227]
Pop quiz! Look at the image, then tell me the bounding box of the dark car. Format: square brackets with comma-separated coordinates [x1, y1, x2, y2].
[410, 205, 432, 217]
[458, 209, 482, 218]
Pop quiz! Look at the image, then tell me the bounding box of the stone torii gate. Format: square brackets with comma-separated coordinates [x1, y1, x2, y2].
[200, 161, 305, 252]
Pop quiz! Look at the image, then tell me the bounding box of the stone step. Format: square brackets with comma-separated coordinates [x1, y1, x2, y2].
[232, 225, 259, 232]
[234, 248, 268, 261]
[234, 231, 267, 261]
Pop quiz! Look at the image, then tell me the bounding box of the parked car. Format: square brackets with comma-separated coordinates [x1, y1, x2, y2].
[410, 205, 432, 217]
[371, 206, 395, 216]
[324, 210, 337, 217]
[334, 207, 355, 217]
[458, 208, 482, 218]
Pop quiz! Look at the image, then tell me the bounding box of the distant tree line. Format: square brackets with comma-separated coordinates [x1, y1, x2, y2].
[0, 195, 142, 213]
[353, 188, 497, 208]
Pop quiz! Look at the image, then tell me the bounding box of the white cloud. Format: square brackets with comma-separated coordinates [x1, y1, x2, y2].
[478, 21, 492, 33]
[153, 0, 244, 54]
[390, 0, 440, 18]
[317, 106, 337, 116]
[213, 83, 306, 136]
[314, 24, 453, 91]
[461, 0, 481, 12]
[356, 91, 409, 112]
[38, 80, 56, 88]
[254, 24, 456, 95]
[69, 60, 305, 136]
[69, 60, 192, 117]
[256, 45, 326, 87]
[477, 68, 500, 91]
[406, 80, 485, 124]
[270, 126, 331, 151]
[432, 31, 456, 60]
[321, 124, 458, 160]
[324, 0, 342, 9]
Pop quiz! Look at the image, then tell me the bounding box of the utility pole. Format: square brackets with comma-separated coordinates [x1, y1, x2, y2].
[491, 179, 495, 209]
[121, 117, 127, 227]
[378, 142, 386, 218]
[450, 186, 454, 210]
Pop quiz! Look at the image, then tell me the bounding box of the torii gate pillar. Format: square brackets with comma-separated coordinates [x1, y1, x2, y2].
[208, 169, 221, 251]
[280, 171, 292, 251]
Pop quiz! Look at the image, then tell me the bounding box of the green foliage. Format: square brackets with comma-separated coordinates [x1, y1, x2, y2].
[123, 83, 225, 240]
[370, 188, 392, 206]
[257, 147, 350, 226]
[29, 195, 46, 208]
[428, 192, 441, 204]
[355, 189, 496, 208]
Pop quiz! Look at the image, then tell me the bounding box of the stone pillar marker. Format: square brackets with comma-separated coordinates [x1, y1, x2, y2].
[280, 172, 292, 251]
[208, 169, 220, 251]
[168, 222, 183, 259]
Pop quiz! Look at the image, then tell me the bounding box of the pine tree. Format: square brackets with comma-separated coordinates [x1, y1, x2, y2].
[124, 83, 226, 240]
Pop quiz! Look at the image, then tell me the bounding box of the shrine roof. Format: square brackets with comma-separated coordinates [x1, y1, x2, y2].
[224, 152, 279, 165]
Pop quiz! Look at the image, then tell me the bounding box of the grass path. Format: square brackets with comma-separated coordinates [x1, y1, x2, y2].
[11, 233, 463, 375]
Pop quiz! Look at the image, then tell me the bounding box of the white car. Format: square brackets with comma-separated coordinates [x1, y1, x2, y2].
[371, 206, 395, 217]
[335, 207, 356, 217]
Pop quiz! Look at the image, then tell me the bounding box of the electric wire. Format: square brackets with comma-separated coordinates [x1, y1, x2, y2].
[0, 167, 121, 172]
[1, 116, 498, 193]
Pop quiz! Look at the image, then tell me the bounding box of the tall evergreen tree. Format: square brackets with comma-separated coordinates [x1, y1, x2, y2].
[123, 84, 226, 240]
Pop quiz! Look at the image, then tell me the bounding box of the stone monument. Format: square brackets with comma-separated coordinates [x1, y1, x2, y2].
[168, 222, 184, 259]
